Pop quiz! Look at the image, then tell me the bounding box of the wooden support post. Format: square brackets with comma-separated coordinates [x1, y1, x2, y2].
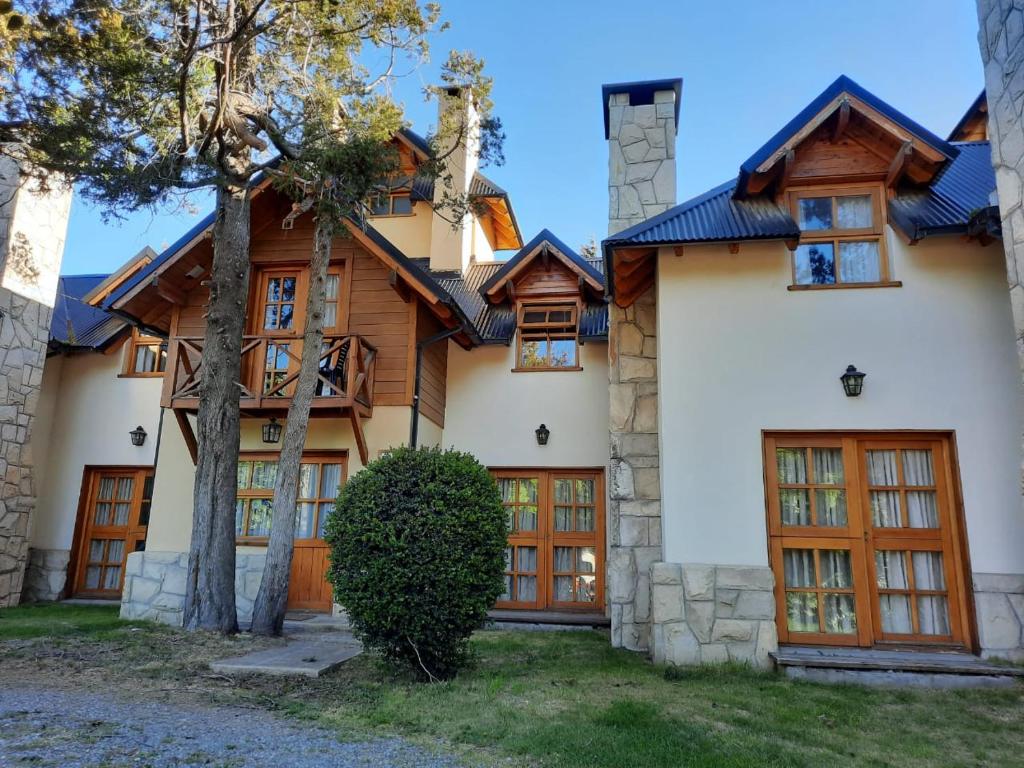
[885, 140, 914, 190]
[349, 409, 369, 466]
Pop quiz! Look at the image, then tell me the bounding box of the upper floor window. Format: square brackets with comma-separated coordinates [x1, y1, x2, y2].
[788, 186, 891, 288]
[370, 192, 413, 217]
[515, 302, 580, 371]
[124, 329, 167, 377]
[260, 272, 298, 332]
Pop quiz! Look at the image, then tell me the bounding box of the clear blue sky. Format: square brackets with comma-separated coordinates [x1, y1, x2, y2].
[60, 0, 985, 275]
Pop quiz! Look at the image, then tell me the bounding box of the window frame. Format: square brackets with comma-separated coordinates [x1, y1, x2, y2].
[234, 451, 348, 545]
[786, 184, 898, 290]
[122, 328, 168, 378]
[513, 299, 582, 373]
[368, 190, 414, 217]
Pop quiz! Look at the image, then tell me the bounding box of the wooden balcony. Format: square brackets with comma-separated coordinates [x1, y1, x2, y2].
[164, 334, 378, 465]
[163, 333, 377, 415]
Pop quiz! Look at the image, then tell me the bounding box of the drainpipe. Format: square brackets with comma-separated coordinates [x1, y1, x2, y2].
[410, 326, 462, 448]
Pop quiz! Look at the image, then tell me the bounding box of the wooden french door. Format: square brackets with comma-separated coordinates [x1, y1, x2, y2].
[765, 433, 970, 648]
[73, 467, 154, 598]
[493, 469, 605, 611]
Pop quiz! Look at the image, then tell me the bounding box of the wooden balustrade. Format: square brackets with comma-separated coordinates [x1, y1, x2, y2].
[161, 334, 377, 413]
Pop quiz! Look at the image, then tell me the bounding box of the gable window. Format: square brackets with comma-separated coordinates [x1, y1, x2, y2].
[124, 329, 167, 377]
[788, 187, 891, 288]
[369, 192, 413, 217]
[515, 303, 579, 371]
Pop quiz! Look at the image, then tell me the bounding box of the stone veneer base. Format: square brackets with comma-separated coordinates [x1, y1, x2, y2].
[649, 562, 778, 668]
[21, 547, 70, 602]
[120, 550, 269, 626]
[974, 572, 1024, 662]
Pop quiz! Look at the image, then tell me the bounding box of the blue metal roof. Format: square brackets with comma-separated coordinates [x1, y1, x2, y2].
[478, 229, 605, 296]
[737, 75, 958, 193]
[51, 274, 128, 350]
[605, 179, 799, 248]
[888, 141, 997, 240]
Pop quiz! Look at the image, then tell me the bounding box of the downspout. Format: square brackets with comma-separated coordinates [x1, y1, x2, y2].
[410, 325, 463, 448]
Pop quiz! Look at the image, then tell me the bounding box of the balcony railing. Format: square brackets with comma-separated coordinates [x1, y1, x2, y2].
[163, 334, 377, 413]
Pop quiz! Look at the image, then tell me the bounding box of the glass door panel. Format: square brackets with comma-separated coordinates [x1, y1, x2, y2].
[494, 474, 544, 609]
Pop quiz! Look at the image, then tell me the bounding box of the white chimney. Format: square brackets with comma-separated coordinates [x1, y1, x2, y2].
[604, 79, 681, 236]
[429, 87, 480, 273]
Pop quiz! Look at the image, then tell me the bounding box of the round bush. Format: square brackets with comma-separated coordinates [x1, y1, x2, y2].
[324, 446, 507, 679]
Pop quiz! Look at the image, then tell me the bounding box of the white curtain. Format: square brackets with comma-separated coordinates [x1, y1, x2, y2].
[839, 241, 881, 283]
[776, 448, 807, 484]
[903, 451, 938, 528]
[868, 450, 901, 527]
[836, 195, 873, 228]
[784, 549, 816, 588]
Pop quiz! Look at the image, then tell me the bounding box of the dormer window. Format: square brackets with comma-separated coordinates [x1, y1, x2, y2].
[515, 302, 580, 371]
[788, 186, 892, 288]
[369, 192, 413, 217]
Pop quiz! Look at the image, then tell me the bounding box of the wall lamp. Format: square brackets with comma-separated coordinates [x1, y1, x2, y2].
[840, 365, 866, 397]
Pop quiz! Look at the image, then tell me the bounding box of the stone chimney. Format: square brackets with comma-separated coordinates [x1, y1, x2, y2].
[429, 87, 480, 274]
[602, 79, 680, 653]
[0, 151, 72, 607]
[605, 80, 680, 235]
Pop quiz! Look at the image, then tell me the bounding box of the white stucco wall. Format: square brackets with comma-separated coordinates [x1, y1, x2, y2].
[443, 340, 609, 469]
[656, 230, 1024, 574]
[29, 347, 162, 551]
[145, 406, 424, 553]
[367, 202, 434, 259]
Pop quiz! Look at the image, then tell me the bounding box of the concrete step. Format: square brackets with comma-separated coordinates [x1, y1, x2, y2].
[773, 645, 1024, 688]
[210, 633, 362, 678]
[487, 609, 610, 628]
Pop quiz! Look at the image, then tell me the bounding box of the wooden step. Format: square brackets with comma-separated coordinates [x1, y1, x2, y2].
[487, 609, 610, 627]
[772, 645, 1024, 677]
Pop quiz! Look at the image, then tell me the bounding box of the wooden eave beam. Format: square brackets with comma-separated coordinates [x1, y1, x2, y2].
[505, 278, 516, 304]
[151, 277, 185, 306]
[349, 408, 369, 466]
[614, 260, 656, 308]
[832, 99, 850, 143]
[885, 140, 914, 190]
[388, 269, 412, 303]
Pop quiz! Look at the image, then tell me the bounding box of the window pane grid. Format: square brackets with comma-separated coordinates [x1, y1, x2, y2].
[235, 457, 344, 542]
[866, 448, 939, 530]
[874, 549, 951, 637]
[783, 547, 857, 635]
[791, 190, 884, 286]
[775, 447, 848, 528]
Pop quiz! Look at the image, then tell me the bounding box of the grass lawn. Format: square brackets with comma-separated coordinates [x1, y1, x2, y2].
[2, 604, 1023, 767]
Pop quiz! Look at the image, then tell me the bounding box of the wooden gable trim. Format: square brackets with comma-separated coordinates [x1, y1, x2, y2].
[484, 240, 603, 304]
[84, 248, 156, 307]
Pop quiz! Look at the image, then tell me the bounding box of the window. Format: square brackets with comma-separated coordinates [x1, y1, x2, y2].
[261, 273, 298, 331]
[788, 187, 891, 287]
[125, 329, 167, 376]
[515, 303, 579, 370]
[369, 192, 413, 216]
[235, 454, 346, 542]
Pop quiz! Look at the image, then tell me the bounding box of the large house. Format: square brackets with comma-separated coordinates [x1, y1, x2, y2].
[12, 75, 1024, 669]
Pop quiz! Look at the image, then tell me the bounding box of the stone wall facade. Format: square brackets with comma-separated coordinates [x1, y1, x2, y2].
[605, 84, 677, 651]
[974, 572, 1024, 661]
[21, 547, 70, 602]
[121, 550, 268, 626]
[0, 153, 71, 608]
[976, 0, 1024, 664]
[650, 563, 778, 667]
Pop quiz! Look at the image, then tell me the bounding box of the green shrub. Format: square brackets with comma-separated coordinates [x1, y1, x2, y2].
[325, 446, 507, 679]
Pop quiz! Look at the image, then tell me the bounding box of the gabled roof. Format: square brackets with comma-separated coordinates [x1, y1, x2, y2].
[478, 229, 605, 302]
[51, 274, 129, 351]
[435, 258, 608, 344]
[736, 75, 958, 196]
[947, 91, 988, 142]
[409, 169, 523, 250]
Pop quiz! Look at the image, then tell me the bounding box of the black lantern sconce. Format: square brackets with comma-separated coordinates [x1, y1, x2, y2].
[262, 417, 282, 444]
[535, 424, 550, 446]
[840, 365, 866, 397]
[129, 425, 147, 447]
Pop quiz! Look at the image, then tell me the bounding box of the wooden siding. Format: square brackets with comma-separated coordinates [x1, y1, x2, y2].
[790, 128, 889, 183]
[415, 302, 448, 428]
[168, 209, 417, 408]
[514, 260, 581, 300]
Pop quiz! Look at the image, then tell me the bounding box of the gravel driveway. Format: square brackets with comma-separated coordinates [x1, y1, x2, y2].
[0, 686, 459, 767]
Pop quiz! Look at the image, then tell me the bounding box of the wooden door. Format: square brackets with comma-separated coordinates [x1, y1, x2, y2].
[493, 469, 605, 612]
[286, 456, 346, 612]
[73, 467, 154, 598]
[765, 433, 970, 648]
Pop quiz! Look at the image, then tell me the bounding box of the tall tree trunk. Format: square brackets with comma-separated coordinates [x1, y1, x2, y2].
[250, 213, 332, 635]
[183, 183, 251, 633]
